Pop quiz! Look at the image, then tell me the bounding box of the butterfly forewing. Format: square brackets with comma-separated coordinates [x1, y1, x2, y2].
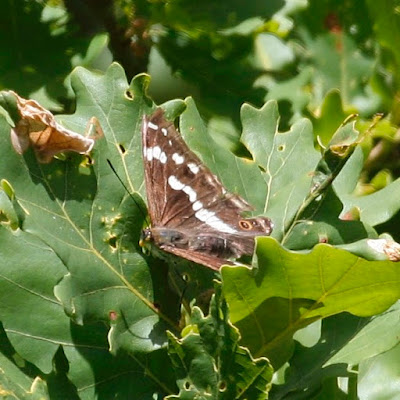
[143, 109, 251, 231]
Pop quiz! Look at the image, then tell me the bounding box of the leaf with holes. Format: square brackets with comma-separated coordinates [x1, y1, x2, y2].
[240, 101, 320, 239]
[0, 64, 180, 396]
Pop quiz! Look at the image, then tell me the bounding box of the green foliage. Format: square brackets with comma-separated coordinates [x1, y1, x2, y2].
[1, 1, 400, 399]
[166, 285, 273, 399]
[223, 239, 400, 367]
[0, 62, 399, 398]
[0, 1, 109, 110]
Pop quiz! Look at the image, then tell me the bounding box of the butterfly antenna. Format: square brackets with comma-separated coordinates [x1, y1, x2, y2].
[106, 159, 149, 224]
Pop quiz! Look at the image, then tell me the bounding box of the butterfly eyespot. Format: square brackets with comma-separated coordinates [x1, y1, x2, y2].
[239, 220, 253, 230]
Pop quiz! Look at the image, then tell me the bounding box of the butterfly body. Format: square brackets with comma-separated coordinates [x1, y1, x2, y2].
[141, 108, 273, 270]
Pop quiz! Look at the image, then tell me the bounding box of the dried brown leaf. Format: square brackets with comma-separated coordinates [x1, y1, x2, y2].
[9, 91, 100, 163]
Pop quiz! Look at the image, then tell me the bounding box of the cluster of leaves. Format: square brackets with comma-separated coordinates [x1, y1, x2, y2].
[0, 64, 399, 399]
[1, 0, 400, 399]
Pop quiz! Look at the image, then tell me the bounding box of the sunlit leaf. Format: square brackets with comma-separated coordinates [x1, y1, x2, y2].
[222, 238, 400, 367]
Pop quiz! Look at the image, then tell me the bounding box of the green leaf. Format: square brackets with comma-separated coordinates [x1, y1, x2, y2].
[0, 65, 181, 396]
[335, 147, 400, 226]
[63, 343, 176, 399]
[366, 0, 400, 77]
[312, 90, 349, 146]
[358, 339, 400, 399]
[282, 117, 374, 248]
[180, 99, 268, 212]
[0, 64, 175, 361]
[0, 224, 174, 398]
[222, 238, 400, 367]
[241, 100, 320, 238]
[0, 351, 49, 399]
[278, 303, 400, 397]
[260, 67, 314, 122]
[0, 1, 98, 107]
[326, 301, 400, 367]
[271, 313, 364, 399]
[253, 33, 295, 71]
[154, 0, 284, 31]
[0, 227, 69, 374]
[166, 286, 273, 399]
[0, 185, 19, 230]
[297, 21, 376, 114]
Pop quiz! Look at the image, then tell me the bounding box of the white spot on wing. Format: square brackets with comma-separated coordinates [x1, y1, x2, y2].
[168, 140, 172, 146]
[195, 208, 211, 222]
[159, 152, 167, 163]
[146, 148, 153, 161]
[167, 176, 197, 202]
[172, 153, 184, 164]
[192, 200, 203, 211]
[188, 163, 199, 174]
[195, 209, 237, 233]
[182, 185, 197, 202]
[161, 128, 168, 136]
[149, 146, 167, 164]
[148, 122, 158, 130]
[168, 175, 185, 190]
[152, 146, 161, 159]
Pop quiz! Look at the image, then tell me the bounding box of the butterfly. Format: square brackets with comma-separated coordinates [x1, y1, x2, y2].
[140, 108, 273, 270]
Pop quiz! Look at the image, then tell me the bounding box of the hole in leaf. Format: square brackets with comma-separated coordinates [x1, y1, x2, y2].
[278, 144, 285, 152]
[80, 155, 93, 167]
[108, 235, 117, 248]
[153, 302, 161, 310]
[119, 144, 126, 154]
[0, 212, 8, 223]
[184, 381, 191, 390]
[218, 380, 227, 391]
[182, 273, 190, 282]
[125, 89, 134, 100]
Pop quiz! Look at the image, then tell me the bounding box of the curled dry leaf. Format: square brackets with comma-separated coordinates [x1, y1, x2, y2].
[8, 91, 101, 163]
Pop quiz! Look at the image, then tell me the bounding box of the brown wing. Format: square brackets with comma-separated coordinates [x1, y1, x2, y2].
[160, 245, 236, 271]
[142, 109, 271, 237]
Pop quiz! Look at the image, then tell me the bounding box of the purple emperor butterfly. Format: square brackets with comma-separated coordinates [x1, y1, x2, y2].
[141, 108, 273, 270]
